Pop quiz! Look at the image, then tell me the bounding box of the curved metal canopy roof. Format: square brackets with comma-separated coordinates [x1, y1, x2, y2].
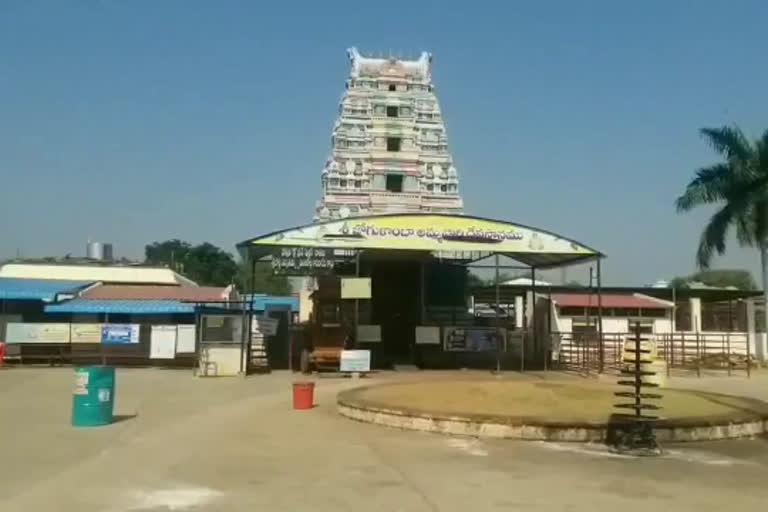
[237, 213, 603, 269]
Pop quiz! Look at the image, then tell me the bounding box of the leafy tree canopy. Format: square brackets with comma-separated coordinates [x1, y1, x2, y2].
[670, 269, 757, 290]
[236, 261, 293, 296]
[145, 239, 191, 268]
[144, 240, 238, 287]
[675, 125, 768, 268]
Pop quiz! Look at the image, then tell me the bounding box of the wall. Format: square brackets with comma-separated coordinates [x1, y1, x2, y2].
[652, 317, 673, 334]
[602, 318, 628, 333]
[372, 174, 386, 190]
[553, 315, 672, 335]
[199, 346, 241, 376]
[403, 175, 420, 192]
[0, 314, 22, 340]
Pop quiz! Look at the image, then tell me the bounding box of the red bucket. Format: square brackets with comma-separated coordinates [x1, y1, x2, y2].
[292, 381, 315, 410]
[0, 343, 6, 368]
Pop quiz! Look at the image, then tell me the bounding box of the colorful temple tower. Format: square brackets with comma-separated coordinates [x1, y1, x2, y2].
[315, 48, 464, 221]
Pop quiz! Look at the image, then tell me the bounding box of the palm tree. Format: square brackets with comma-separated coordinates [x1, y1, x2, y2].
[676, 125, 768, 359]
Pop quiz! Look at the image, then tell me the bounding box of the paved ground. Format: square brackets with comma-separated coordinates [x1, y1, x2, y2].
[1, 367, 768, 511]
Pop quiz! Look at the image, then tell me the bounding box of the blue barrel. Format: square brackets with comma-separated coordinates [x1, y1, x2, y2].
[72, 366, 115, 427]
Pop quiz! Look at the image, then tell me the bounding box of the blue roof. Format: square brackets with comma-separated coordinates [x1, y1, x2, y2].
[0, 278, 94, 301]
[243, 294, 299, 312]
[45, 299, 195, 314]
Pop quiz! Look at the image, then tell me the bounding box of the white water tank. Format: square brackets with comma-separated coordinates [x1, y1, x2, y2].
[103, 243, 114, 261]
[87, 241, 103, 260]
[87, 241, 114, 261]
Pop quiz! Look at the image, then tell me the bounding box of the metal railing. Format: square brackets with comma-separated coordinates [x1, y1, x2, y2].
[553, 331, 625, 374]
[658, 331, 751, 377]
[551, 330, 753, 377]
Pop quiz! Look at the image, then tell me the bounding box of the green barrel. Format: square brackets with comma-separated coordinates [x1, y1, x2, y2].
[72, 366, 115, 427]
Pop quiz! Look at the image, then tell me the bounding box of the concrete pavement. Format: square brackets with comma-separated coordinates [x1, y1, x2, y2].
[1, 367, 767, 511]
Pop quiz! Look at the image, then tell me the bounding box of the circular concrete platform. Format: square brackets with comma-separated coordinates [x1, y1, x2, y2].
[337, 379, 768, 442]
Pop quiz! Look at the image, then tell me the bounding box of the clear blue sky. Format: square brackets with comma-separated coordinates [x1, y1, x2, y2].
[1, 0, 767, 285]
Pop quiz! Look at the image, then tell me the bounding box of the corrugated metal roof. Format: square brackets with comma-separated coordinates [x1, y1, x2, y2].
[0, 263, 197, 286]
[551, 293, 671, 309]
[243, 294, 300, 312]
[83, 284, 230, 302]
[0, 278, 94, 301]
[45, 299, 195, 314]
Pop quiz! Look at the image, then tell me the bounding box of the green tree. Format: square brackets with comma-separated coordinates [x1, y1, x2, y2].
[145, 239, 190, 271]
[144, 240, 238, 286]
[237, 261, 292, 295]
[670, 269, 757, 290]
[184, 243, 239, 287]
[669, 276, 690, 289]
[675, 125, 768, 347]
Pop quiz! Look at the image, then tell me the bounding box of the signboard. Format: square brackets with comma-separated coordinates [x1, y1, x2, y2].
[245, 215, 596, 256]
[356, 325, 381, 343]
[253, 315, 279, 336]
[6, 323, 70, 344]
[71, 324, 102, 344]
[341, 278, 372, 299]
[415, 326, 441, 345]
[340, 350, 371, 372]
[102, 324, 140, 345]
[444, 327, 505, 352]
[74, 371, 89, 395]
[271, 247, 335, 275]
[150, 325, 177, 359]
[176, 325, 197, 353]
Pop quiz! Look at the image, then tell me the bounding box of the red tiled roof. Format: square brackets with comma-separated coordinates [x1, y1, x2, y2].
[82, 284, 230, 302]
[551, 293, 670, 309]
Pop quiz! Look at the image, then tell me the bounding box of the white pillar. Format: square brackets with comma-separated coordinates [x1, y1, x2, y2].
[298, 289, 313, 323]
[524, 292, 534, 330]
[689, 297, 702, 332]
[747, 298, 766, 362]
[514, 295, 524, 330]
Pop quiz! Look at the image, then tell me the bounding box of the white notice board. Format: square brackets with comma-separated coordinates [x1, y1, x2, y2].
[176, 325, 196, 353]
[6, 323, 70, 344]
[340, 350, 371, 372]
[150, 325, 177, 359]
[415, 326, 440, 345]
[253, 315, 279, 336]
[340, 278, 372, 299]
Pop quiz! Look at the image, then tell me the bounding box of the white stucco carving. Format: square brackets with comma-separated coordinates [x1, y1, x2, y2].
[315, 48, 464, 221]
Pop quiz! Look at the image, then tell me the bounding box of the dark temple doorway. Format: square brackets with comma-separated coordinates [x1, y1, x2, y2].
[371, 260, 420, 365]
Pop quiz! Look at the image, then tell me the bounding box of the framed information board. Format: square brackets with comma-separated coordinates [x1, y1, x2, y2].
[340, 350, 371, 372]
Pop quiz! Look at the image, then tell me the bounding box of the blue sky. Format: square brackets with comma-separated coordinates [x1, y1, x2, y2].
[1, 0, 767, 285]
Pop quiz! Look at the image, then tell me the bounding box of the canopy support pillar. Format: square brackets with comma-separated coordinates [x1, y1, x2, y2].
[531, 266, 537, 357]
[596, 256, 604, 373]
[494, 253, 501, 373]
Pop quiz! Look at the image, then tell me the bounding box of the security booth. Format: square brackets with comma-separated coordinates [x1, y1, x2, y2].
[237, 213, 603, 371]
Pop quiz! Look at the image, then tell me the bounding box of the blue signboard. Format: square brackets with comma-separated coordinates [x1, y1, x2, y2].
[102, 324, 140, 345]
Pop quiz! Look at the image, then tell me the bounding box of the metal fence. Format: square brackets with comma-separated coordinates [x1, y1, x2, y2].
[658, 331, 751, 377]
[553, 330, 753, 377]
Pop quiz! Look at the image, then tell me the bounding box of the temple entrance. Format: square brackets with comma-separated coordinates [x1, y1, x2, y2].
[371, 260, 420, 365]
[239, 212, 604, 373]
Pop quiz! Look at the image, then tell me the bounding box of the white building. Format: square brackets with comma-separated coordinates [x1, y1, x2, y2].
[315, 48, 464, 221]
[0, 263, 197, 286]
